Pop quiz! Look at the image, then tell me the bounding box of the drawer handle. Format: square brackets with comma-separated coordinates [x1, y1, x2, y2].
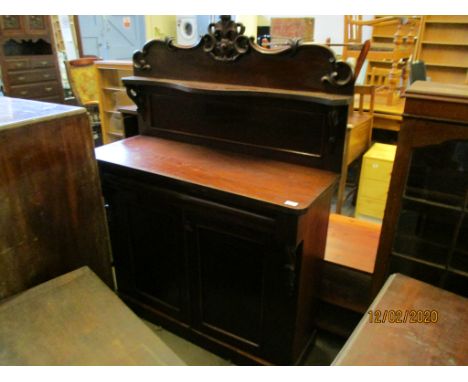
[41, 61, 49, 65]
[17, 76, 26, 80]
[43, 74, 50, 78]
[45, 87, 53, 92]
[20, 90, 28, 95]
[372, 164, 379, 169]
[16, 63, 24, 68]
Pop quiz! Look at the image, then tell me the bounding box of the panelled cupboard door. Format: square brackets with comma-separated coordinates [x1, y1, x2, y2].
[101, 174, 303, 364]
[0, 16, 48, 35]
[183, 203, 291, 361]
[0, 16, 25, 35]
[26, 16, 48, 34]
[104, 184, 191, 323]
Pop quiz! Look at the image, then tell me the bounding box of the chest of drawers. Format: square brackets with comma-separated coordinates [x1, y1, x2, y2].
[0, 16, 63, 103]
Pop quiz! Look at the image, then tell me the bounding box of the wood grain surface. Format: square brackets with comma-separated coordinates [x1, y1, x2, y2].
[0, 100, 112, 299]
[0, 267, 185, 365]
[325, 213, 381, 273]
[95, 135, 338, 214]
[333, 273, 468, 365]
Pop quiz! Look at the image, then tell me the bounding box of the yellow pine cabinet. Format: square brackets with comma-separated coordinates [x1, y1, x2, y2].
[355, 143, 396, 221]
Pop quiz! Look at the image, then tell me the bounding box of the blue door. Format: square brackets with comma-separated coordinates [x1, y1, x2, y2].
[78, 15, 146, 59]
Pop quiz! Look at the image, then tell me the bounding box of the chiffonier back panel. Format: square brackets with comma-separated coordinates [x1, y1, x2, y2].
[123, 17, 354, 172]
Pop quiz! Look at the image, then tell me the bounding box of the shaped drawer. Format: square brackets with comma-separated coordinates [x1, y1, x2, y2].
[358, 178, 391, 201]
[6, 59, 30, 71]
[356, 195, 386, 219]
[30, 57, 55, 69]
[10, 81, 60, 99]
[361, 158, 394, 182]
[9, 69, 57, 85]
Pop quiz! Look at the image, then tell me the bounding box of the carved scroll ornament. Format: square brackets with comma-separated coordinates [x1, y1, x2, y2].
[321, 58, 354, 88]
[126, 85, 145, 115]
[202, 15, 251, 62]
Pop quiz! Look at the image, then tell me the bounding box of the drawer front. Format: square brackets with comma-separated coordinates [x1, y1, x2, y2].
[30, 57, 55, 69]
[361, 158, 394, 182]
[6, 59, 30, 71]
[9, 69, 57, 85]
[358, 178, 391, 201]
[356, 195, 386, 219]
[36, 96, 62, 104]
[10, 82, 60, 99]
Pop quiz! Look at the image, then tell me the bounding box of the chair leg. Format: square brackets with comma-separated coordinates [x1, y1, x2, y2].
[336, 163, 348, 214]
[337, 131, 351, 214]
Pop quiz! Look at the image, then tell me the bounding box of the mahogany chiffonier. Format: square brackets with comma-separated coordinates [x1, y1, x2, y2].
[95, 16, 354, 365]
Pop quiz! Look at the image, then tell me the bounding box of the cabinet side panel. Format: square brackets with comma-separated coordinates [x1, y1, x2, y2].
[293, 187, 334, 360]
[0, 114, 113, 299]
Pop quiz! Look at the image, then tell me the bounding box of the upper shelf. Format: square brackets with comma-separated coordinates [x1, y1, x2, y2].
[122, 76, 353, 106]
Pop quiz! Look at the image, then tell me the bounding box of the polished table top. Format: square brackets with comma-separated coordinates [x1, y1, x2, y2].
[95, 135, 338, 214]
[0, 267, 185, 365]
[333, 273, 468, 365]
[0, 96, 85, 131]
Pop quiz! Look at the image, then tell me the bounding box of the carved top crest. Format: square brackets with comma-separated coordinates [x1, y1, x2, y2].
[129, 15, 355, 95]
[202, 15, 251, 62]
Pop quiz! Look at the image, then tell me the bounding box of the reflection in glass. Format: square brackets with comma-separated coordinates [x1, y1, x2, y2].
[391, 139, 468, 295]
[405, 140, 468, 207]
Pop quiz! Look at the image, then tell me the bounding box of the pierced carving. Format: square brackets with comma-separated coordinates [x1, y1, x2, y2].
[126, 86, 145, 115]
[321, 58, 354, 88]
[133, 51, 151, 71]
[202, 15, 251, 62]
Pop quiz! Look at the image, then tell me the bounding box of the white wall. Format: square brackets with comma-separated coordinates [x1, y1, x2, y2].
[258, 15, 374, 54]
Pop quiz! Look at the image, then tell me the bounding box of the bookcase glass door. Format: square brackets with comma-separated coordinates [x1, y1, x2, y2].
[390, 139, 468, 297]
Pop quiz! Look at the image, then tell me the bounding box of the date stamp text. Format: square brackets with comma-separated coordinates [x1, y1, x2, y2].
[368, 310, 438, 324]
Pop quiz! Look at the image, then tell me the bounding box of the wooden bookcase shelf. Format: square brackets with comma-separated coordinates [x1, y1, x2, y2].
[422, 41, 468, 47]
[415, 16, 468, 84]
[95, 60, 134, 144]
[425, 62, 468, 69]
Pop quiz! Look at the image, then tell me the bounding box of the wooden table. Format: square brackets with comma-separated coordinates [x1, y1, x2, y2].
[355, 92, 405, 132]
[333, 273, 468, 365]
[0, 267, 185, 365]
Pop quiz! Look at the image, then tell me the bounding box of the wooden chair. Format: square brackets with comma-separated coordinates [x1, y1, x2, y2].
[367, 66, 399, 88]
[336, 84, 376, 214]
[342, 16, 419, 105]
[65, 56, 101, 133]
